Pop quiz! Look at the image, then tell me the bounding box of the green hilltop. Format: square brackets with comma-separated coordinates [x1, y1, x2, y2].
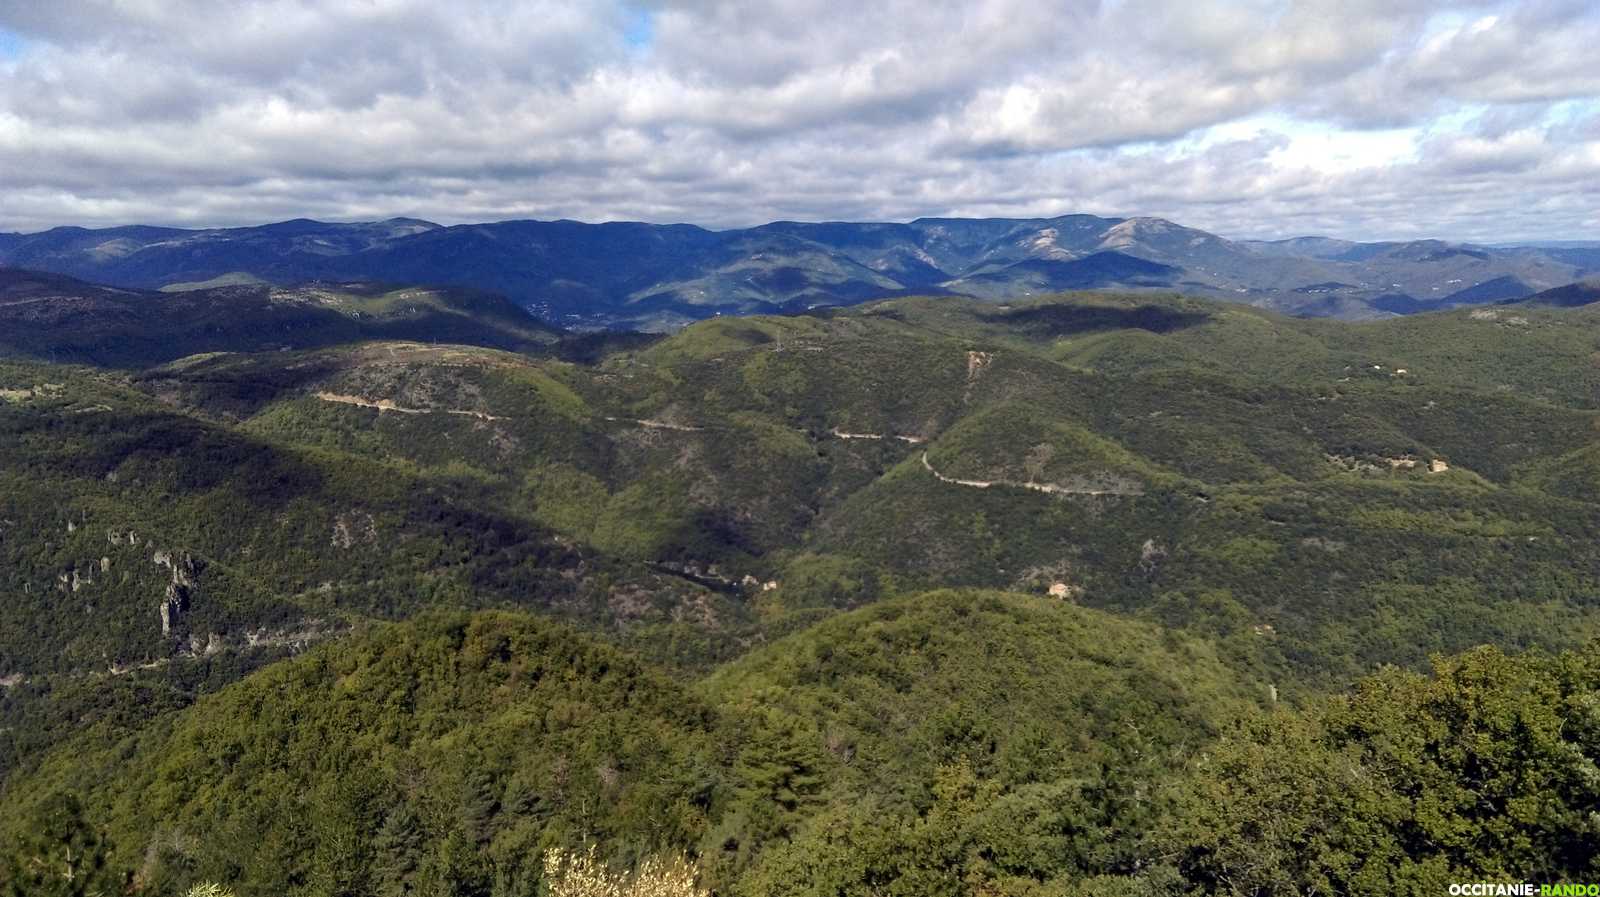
[9, 600, 1600, 895]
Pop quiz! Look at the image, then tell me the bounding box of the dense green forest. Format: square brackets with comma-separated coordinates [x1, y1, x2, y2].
[8, 603, 1600, 895]
[4, 282, 1600, 894]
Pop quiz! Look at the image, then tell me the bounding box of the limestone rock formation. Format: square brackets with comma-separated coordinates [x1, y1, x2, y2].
[154, 550, 203, 637]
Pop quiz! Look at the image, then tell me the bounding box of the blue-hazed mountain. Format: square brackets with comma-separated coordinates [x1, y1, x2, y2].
[2, 213, 1595, 328]
[1508, 276, 1600, 308]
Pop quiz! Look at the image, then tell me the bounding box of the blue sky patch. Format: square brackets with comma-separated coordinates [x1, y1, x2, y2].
[0, 27, 27, 59]
[624, 9, 655, 49]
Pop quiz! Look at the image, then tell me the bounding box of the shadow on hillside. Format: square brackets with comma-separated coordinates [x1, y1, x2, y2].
[133, 354, 347, 417]
[17, 409, 328, 509]
[547, 330, 666, 365]
[979, 303, 1209, 336]
[1, 297, 551, 369]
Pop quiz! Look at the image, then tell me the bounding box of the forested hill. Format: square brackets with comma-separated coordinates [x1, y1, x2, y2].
[0, 268, 559, 366]
[4, 280, 1600, 894]
[8, 601, 1600, 895]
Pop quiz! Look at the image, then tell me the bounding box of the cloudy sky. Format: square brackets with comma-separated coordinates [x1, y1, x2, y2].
[1, 0, 1597, 241]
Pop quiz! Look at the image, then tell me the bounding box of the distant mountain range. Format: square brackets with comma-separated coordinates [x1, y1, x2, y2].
[2, 214, 1597, 328]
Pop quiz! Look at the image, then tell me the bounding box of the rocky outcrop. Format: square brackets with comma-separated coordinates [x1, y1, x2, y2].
[1138, 539, 1168, 576]
[241, 622, 341, 651]
[107, 529, 140, 546]
[331, 511, 378, 549]
[189, 631, 226, 657]
[1326, 453, 1451, 475]
[55, 562, 96, 594]
[966, 350, 993, 382]
[964, 350, 994, 402]
[153, 550, 203, 637]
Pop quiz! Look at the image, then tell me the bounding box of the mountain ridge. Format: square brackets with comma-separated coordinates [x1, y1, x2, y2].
[1509, 276, 1600, 307]
[5, 213, 1596, 329]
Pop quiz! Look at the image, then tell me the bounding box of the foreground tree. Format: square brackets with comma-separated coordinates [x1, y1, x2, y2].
[2, 793, 127, 897]
[1177, 644, 1600, 894]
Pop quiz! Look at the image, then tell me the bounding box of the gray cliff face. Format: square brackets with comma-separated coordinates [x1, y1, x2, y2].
[153, 550, 202, 637]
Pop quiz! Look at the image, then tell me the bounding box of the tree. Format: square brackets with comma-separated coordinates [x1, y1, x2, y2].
[372, 804, 426, 897]
[2, 793, 127, 897]
[1175, 645, 1600, 895]
[462, 768, 502, 846]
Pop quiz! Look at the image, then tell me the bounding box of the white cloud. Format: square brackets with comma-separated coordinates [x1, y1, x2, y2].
[0, 0, 1595, 241]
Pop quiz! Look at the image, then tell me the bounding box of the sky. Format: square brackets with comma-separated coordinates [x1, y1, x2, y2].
[0, 0, 1597, 242]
